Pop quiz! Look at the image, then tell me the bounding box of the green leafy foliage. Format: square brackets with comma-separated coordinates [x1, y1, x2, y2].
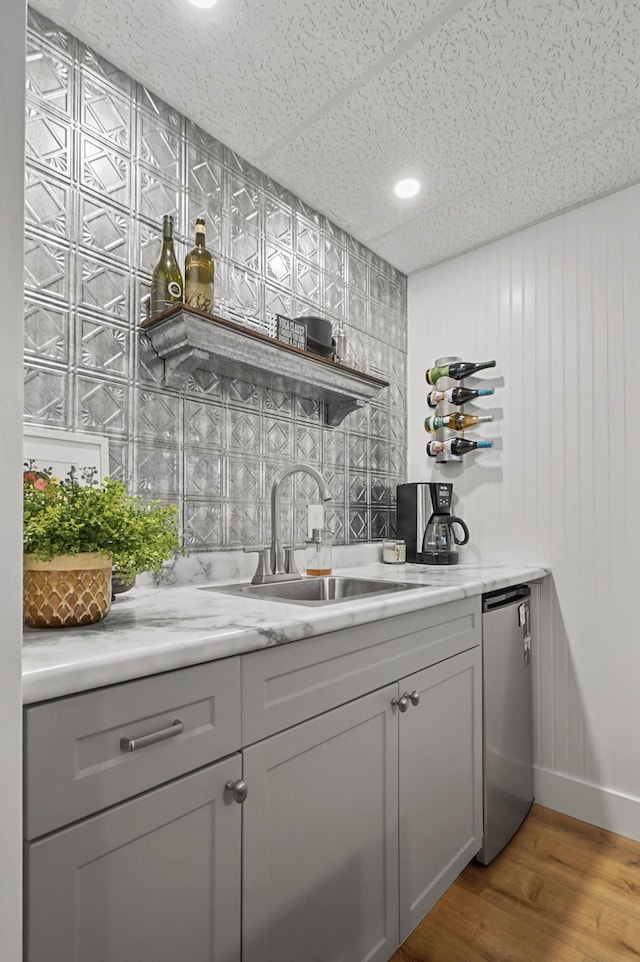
[23, 463, 179, 581]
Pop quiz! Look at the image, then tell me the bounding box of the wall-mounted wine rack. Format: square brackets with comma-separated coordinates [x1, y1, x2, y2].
[425, 355, 496, 463]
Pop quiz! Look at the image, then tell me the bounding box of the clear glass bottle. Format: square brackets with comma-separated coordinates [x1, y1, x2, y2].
[150, 213, 183, 314]
[184, 216, 215, 313]
[333, 320, 348, 364]
[305, 528, 333, 577]
[424, 413, 493, 433]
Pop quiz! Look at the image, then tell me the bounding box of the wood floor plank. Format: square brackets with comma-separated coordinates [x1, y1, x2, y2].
[390, 804, 640, 962]
[460, 857, 640, 959]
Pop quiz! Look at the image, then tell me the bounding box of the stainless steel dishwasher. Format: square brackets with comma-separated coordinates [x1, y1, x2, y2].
[476, 584, 534, 865]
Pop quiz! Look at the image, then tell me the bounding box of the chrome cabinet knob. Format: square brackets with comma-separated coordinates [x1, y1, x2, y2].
[405, 690, 420, 707]
[225, 779, 248, 804]
[391, 695, 409, 713]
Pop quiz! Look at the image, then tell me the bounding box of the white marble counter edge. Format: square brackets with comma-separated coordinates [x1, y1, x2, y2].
[22, 562, 550, 704]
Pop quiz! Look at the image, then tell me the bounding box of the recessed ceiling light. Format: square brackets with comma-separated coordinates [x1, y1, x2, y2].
[394, 178, 420, 199]
[189, 0, 218, 7]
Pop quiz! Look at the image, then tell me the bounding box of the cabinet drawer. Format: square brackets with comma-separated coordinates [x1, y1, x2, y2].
[24, 657, 241, 840]
[242, 597, 480, 744]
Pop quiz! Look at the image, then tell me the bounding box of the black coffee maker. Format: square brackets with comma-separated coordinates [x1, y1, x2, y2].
[397, 482, 469, 564]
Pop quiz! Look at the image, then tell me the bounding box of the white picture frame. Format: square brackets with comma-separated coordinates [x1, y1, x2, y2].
[23, 427, 109, 482]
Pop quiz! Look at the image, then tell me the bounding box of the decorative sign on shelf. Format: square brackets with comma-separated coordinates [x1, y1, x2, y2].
[275, 314, 307, 351]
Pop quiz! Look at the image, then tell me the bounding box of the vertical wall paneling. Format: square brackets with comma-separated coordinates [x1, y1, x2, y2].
[621, 200, 640, 797]
[407, 183, 640, 834]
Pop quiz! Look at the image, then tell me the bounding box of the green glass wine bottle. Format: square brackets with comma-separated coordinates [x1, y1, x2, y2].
[150, 214, 183, 314]
[427, 386, 495, 407]
[426, 438, 493, 457]
[425, 360, 496, 385]
[185, 217, 215, 314]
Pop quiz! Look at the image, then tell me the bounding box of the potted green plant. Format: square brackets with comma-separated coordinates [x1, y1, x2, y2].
[23, 463, 179, 628]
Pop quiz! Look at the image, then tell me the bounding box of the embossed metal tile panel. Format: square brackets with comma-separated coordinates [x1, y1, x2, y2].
[24, 10, 407, 551]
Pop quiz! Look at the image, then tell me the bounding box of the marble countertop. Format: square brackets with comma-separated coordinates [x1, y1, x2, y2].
[22, 560, 549, 705]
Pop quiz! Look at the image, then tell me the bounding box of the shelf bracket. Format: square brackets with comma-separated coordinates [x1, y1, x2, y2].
[163, 346, 210, 388]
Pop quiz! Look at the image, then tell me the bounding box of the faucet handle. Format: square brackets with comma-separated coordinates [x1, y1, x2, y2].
[284, 546, 301, 578]
[244, 546, 272, 585]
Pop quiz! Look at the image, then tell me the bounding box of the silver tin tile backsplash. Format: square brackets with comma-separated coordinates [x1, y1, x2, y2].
[24, 9, 407, 550]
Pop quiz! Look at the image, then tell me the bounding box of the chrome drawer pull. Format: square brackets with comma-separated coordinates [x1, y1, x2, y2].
[119, 718, 184, 753]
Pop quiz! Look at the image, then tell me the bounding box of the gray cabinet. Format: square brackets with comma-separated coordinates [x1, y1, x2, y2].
[240, 601, 483, 961]
[398, 647, 482, 941]
[242, 684, 399, 962]
[25, 756, 242, 962]
[24, 597, 483, 962]
[24, 657, 243, 962]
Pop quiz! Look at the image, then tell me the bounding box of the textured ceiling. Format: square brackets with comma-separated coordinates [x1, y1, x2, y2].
[31, 0, 640, 273]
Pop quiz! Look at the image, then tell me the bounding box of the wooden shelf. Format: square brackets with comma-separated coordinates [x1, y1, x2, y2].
[140, 305, 389, 426]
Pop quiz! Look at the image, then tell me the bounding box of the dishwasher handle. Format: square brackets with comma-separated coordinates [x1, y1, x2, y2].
[482, 584, 530, 612]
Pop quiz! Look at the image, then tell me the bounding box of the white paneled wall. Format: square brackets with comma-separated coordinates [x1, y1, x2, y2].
[408, 183, 640, 838]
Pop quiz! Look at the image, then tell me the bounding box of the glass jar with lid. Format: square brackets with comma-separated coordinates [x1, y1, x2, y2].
[382, 540, 406, 564]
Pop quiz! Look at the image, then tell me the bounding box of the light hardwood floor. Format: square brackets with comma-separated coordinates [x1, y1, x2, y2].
[390, 804, 640, 962]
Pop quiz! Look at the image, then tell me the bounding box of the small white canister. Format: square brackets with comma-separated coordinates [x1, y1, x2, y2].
[382, 539, 406, 564]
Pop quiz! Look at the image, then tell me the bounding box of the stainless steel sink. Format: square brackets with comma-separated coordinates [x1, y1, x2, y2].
[204, 575, 424, 606]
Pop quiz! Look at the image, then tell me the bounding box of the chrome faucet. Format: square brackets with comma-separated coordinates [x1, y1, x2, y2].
[249, 464, 331, 584]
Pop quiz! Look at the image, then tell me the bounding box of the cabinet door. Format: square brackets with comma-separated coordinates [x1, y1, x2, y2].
[398, 647, 482, 941]
[243, 685, 399, 962]
[25, 755, 242, 962]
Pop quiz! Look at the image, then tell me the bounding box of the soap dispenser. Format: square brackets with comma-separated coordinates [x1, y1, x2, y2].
[305, 528, 333, 577]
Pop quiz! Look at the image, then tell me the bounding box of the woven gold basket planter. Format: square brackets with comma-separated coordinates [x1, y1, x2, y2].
[23, 553, 113, 629]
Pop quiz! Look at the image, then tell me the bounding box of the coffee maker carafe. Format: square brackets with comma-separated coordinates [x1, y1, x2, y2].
[421, 482, 469, 565]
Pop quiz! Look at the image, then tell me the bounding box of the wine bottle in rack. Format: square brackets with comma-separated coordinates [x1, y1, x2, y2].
[425, 359, 496, 384]
[427, 386, 495, 408]
[427, 438, 493, 458]
[424, 413, 493, 433]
